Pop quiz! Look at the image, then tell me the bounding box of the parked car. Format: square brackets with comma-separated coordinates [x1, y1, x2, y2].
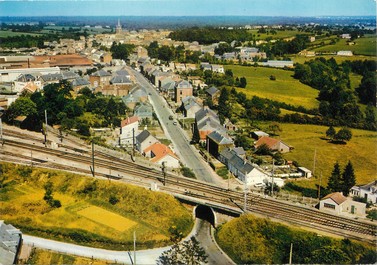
[254, 183, 266, 188]
[169, 115, 173, 120]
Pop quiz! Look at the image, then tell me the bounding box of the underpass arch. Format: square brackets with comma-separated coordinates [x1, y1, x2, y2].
[194, 204, 216, 227]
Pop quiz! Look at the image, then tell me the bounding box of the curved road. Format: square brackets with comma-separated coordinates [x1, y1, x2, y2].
[130, 68, 221, 185]
[23, 218, 234, 265]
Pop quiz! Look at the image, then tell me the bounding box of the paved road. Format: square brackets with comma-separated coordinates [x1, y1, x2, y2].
[195, 219, 235, 265]
[130, 68, 221, 185]
[23, 234, 169, 264]
[22, 218, 234, 265]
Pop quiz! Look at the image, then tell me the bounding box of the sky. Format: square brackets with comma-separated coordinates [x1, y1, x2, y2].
[0, 0, 376, 17]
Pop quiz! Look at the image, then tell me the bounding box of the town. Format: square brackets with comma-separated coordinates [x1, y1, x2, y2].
[0, 5, 376, 265]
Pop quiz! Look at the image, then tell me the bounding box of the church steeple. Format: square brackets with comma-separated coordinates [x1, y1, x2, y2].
[116, 19, 122, 34]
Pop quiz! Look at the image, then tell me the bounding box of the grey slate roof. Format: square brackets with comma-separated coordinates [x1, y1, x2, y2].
[207, 131, 233, 145]
[0, 221, 22, 265]
[115, 69, 130, 76]
[195, 107, 219, 124]
[197, 117, 222, 131]
[71, 77, 90, 87]
[136, 130, 151, 143]
[161, 81, 176, 92]
[16, 73, 38, 82]
[61, 71, 79, 80]
[41, 73, 62, 82]
[206, 86, 219, 96]
[91, 69, 111, 77]
[176, 80, 192, 89]
[110, 75, 132, 84]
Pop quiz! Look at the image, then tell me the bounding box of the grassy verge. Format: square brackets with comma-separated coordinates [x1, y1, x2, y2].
[291, 55, 377, 65]
[225, 65, 319, 109]
[27, 248, 113, 265]
[216, 214, 376, 264]
[0, 163, 193, 250]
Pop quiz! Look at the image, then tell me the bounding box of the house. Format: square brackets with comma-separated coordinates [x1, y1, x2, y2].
[135, 130, 159, 153]
[255, 136, 292, 153]
[195, 107, 222, 142]
[115, 69, 131, 79]
[175, 80, 193, 104]
[0, 221, 22, 265]
[13, 73, 42, 93]
[71, 77, 90, 93]
[260, 60, 294, 68]
[89, 69, 112, 87]
[207, 131, 234, 158]
[341, 34, 351, 39]
[122, 85, 148, 109]
[298, 167, 312, 178]
[350, 180, 377, 204]
[319, 192, 366, 216]
[251, 131, 269, 140]
[211, 64, 225, 74]
[224, 120, 237, 132]
[219, 148, 269, 186]
[161, 80, 176, 99]
[143, 142, 180, 168]
[110, 75, 132, 85]
[100, 53, 112, 64]
[134, 102, 154, 120]
[206, 86, 220, 105]
[181, 96, 202, 119]
[337, 50, 353, 56]
[119, 116, 139, 146]
[200, 62, 212, 71]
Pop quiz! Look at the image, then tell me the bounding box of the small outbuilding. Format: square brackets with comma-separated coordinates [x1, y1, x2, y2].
[319, 192, 366, 216]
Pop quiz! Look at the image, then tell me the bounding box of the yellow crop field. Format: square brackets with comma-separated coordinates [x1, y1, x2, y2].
[0, 164, 193, 250]
[77, 206, 137, 232]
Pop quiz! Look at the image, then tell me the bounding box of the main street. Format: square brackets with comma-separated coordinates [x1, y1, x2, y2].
[130, 68, 221, 185]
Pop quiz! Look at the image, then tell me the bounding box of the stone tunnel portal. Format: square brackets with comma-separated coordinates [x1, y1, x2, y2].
[195, 204, 216, 227]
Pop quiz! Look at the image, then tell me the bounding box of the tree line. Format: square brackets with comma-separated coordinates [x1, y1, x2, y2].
[4, 81, 126, 136]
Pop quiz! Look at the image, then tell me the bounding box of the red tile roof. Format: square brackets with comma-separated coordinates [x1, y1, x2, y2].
[121, 116, 139, 127]
[322, 192, 347, 205]
[144, 143, 178, 162]
[255, 136, 279, 149]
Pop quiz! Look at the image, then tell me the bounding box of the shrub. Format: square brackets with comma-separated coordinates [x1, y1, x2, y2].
[109, 195, 119, 205]
[181, 167, 195, 179]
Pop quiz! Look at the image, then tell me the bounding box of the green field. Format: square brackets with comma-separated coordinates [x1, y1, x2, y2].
[311, 35, 377, 56]
[0, 30, 41, 37]
[0, 164, 193, 250]
[225, 65, 320, 109]
[273, 123, 377, 187]
[290, 55, 377, 65]
[247, 29, 309, 41]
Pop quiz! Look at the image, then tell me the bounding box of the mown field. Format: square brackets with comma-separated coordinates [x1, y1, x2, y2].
[290, 55, 377, 65]
[311, 35, 377, 56]
[27, 248, 112, 265]
[271, 123, 377, 188]
[225, 65, 319, 109]
[0, 163, 193, 250]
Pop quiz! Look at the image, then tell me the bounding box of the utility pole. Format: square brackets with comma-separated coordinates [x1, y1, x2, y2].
[43, 110, 48, 147]
[313, 148, 317, 177]
[132, 128, 135, 157]
[162, 161, 166, 186]
[206, 137, 209, 162]
[318, 171, 322, 200]
[90, 140, 95, 177]
[271, 159, 275, 196]
[244, 177, 247, 213]
[133, 231, 136, 265]
[289, 243, 293, 265]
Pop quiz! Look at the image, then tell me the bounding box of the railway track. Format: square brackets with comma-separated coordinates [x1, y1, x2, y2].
[2, 130, 376, 243]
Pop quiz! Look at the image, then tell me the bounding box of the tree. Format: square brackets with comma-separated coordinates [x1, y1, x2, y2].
[327, 162, 341, 192]
[239, 77, 247, 88]
[255, 143, 271, 155]
[234, 134, 251, 150]
[157, 236, 207, 265]
[218, 88, 231, 123]
[4, 97, 37, 122]
[334, 128, 352, 143]
[268, 122, 282, 136]
[326, 126, 336, 140]
[341, 161, 356, 196]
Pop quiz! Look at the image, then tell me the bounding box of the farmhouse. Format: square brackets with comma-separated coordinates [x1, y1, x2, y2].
[255, 136, 292, 153]
[350, 181, 377, 204]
